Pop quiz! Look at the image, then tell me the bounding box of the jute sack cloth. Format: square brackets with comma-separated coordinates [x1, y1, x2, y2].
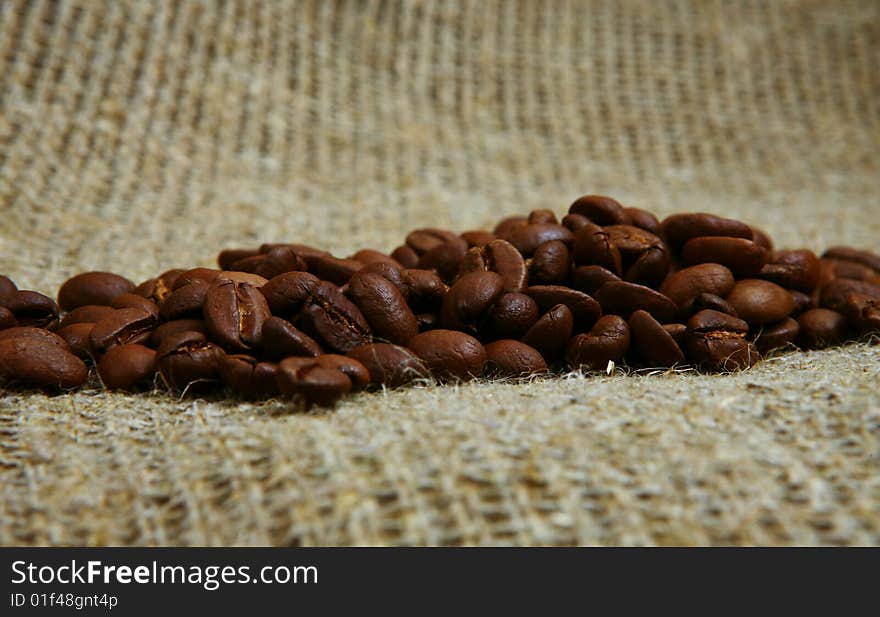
[0, 0, 878, 545]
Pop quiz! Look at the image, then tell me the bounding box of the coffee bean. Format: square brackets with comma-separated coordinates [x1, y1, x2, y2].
[218, 248, 261, 270]
[90, 308, 157, 354]
[400, 269, 448, 312]
[408, 330, 486, 381]
[822, 246, 880, 274]
[483, 340, 548, 378]
[440, 271, 505, 333]
[502, 223, 574, 257]
[525, 285, 601, 331]
[692, 293, 738, 317]
[156, 331, 222, 393]
[662, 323, 687, 344]
[627, 310, 685, 367]
[346, 343, 430, 387]
[752, 317, 800, 354]
[97, 344, 157, 391]
[819, 278, 880, 313]
[572, 265, 621, 295]
[561, 213, 591, 233]
[0, 326, 70, 350]
[528, 209, 559, 225]
[311, 255, 364, 285]
[528, 240, 570, 285]
[0, 336, 88, 389]
[406, 229, 460, 255]
[134, 269, 184, 304]
[390, 245, 419, 269]
[751, 227, 774, 252]
[0, 306, 16, 330]
[315, 354, 370, 391]
[217, 271, 269, 287]
[726, 279, 795, 325]
[0, 275, 17, 301]
[460, 230, 495, 248]
[149, 319, 208, 348]
[111, 293, 160, 318]
[259, 271, 320, 316]
[301, 281, 372, 353]
[603, 225, 671, 287]
[493, 216, 528, 237]
[568, 195, 630, 225]
[58, 304, 115, 328]
[57, 271, 135, 310]
[624, 207, 660, 234]
[681, 236, 768, 277]
[276, 357, 352, 406]
[796, 308, 849, 348]
[347, 272, 419, 345]
[56, 322, 96, 358]
[659, 213, 753, 252]
[566, 315, 630, 371]
[659, 263, 736, 315]
[788, 290, 813, 316]
[260, 316, 323, 360]
[521, 304, 574, 362]
[572, 223, 622, 274]
[593, 281, 677, 322]
[355, 261, 406, 293]
[459, 239, 528, 292]
[841, 292, 880, 334]
[820, 258, 880, 283]
[350, 249, 401, 268]
[483, 292, 539, 340]
[684, 310, 759, 372]
[4, 290, 60, 328]
[203, 280, 271, 352]
[159, 280, 210, 321]
[758, 249, 821, 293]
[418, 236, 469, 281]
[219, 354, 279, 398]
[173, 268, 222, 290]
[231, 246, 308, 279]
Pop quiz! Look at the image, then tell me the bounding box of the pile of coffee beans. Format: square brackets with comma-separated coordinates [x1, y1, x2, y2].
[1, 195, 878, 407]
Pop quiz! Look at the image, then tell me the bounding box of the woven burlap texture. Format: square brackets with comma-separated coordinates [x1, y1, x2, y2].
[1, 0, 878, 546]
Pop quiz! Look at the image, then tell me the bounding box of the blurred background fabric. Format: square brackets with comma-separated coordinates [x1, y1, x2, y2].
[0, 0, 878, 545]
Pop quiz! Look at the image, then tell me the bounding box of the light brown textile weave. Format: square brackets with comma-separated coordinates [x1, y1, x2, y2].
[1, 0, 878, 546]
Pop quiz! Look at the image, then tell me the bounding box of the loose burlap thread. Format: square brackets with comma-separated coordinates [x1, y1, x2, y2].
[1, 0, 878, 545]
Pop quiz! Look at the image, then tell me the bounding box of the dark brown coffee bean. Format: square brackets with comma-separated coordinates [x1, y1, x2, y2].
[821, 258, 880, 283]
[593, 281, 677, 322]
[440, 271, 505, 333]
[261, 243, 329, 262]
[483, 340, 548, 378]
[231, 246, 308, 280]
[203, 280, 271, 352]
[681, 236, 768, 277]
[842, 293, 880, 334]
[603, 225, 671, 288]
[659, 213, 753, 252]
[416, 313, 439, 331]
[822, 246, 880, 274]
[316, 354, 370, 391]
[301, 281, 372, 353]
[684, 309, 759, 372]
[528, 240, 570, 285]
[0, 306, 16, 330]
[90, 308, 157, 354]
[418, 236, 469, 281]
[561, 213, 591, 233]
[503, 223, 574, 257]
[408, 330, 486, 381]
[347, 272, 418, 345]
[528, 209, 558, 225]
[726, 279, 795, 325]
[493, 216, 528, 237]
[460, 230, 495, 248]
[568, 195, 631, 225]
[752, 317, 800, 354]
[659, 263, 736, 314]
[400, 269, 448, 312]
[4, 290, 60, 328]
[0, 275, 17, 301]
[662, 323, 687, 344]
[572, 223, 622, 274]
[310, 255, 364, 285]
[150, 319, 207, 348]
[627, 310, 685, 367]
[58, 304, 116, 328]
[0, 326, 70, 350]
[56, 322, 96, 358]
[355, 261, 406, 293]
[819, 278, 880, 312]
[97, 344, 157, 391]
[566, 315, 630, 371]
[459, 239, 528, 293]
[751, 227, 774, 252]
[159, 280, 210, 320]
[217, 271, 269, 287]
[347, 343, 430, 387]
[260, 271, 320, 316]
[483, 292, 539, 340]
[525, 285, 601, 331]
[219, 354, 279, 398]
[405, 229, 460, 255]
[218, 248, 261, 270]
[349, 249, 399, 267]
[172, 268, 221, 290]
[758, 249, 821, 293]
[156, 331, 222, 393]
[796, 308, 849, 348]
[789, 290, 813, 316]
[521, 304, 574, 362]
[624, 207, 660, 234]
[276, 357, 352, 406]
[391, 245, 419, 269]
[111, 293, 160, 318]
[692, 293, 738, 317]
[0, 337, 88, 389]
[57, 271, 135, 310]
[260, 316, 322, 360]
[134, 269, 184, 304]
[572, 265, 621, 295]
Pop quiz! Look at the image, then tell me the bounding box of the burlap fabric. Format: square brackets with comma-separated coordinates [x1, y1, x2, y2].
[1, 0, 878, 546]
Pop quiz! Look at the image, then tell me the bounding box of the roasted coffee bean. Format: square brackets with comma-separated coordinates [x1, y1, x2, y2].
[350, 249, 401, 267]
[752, 317, 800, 354]
[789, 290, 813, 316]
[390, 245, 419, 269]
[355, 261, 406, 293]
[797, 308, 849, 348]
[0, 326, 70, 349]
[90, 308, 157, 353]
[218, 248, 261, 270]
[566, 315, 630, 371]
[572, 265, 621, 295]
[301, 281, 372, 353]
[134, 269, 184, 304]
[261, 242, 329, 262]
[493, 216, 528, 237]
[0, 337, 88, 389]
[347, 272, 418, 345]
[347, 343, 430, 387]
[685, 310, 759, 372]
[276, 357, 352, 406]
[659, 263, 736, 314]
[416, 313, 439, 331]
[260, 316, 322, 360]
[173, 268, 221, 290]
[568, 195, 630, 225]
[483, 292, 539, 340]
[400, 269, 448, 312]
[219, 354, 279, 398]
[217, 271, 269, 287]
[659, 213, 753, 252]
[726, 279, 795, 325]
[311, 255, 364, 285]
[842, 292, 880, 334]
[821, 258, 880, 283]
[681, 236, 768, 277]
[150, 319, 207, 348]
[0, 275, 17, 301]
[315, 354, 370, 391]
[561, 213, 591, 233]
[593, 281, 677, 322]
[822, 246, 880, 274]
[408, 330, 486, 381]
[111, 293, 160, 318]
[156, 331, 222, 393]
[521, 304, 574, 362]
[819, 278, 880, 312]
[56, 322, 96, 358]
[58, 304, 116, 328]
[483, 340, 548, 378]
[662, 323, 688, 345]
[624, 208, 660, 234]
[692, 293, 739, 317]
[97, 344, 157, 391]
[0, 306, 16, 330]
[4, 290, 60, 328]
[259, 271, 320, 316]
[460, 230, 495, 248]
[758, 249, 821, 293]
[406, 229, 460, 255]
[203, 280, 271, 352]
[528, 240, 570, 285]
[440, 271, 505, 333]
[418, 236, 469, 281]
[57, 271, 135, 310]
[525, 285, 601, 331]
[627, 310, 685, 367]
[572, 223, 622, 274]
[528, 209, 558, 225]
[159, 280, 210, 320]
[502, 223, 574, 257]
[231, 246, 308, 279]
[459, 239, 528, 292]
[603, 225, 671, 288]
[751, 227, 774, 252]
